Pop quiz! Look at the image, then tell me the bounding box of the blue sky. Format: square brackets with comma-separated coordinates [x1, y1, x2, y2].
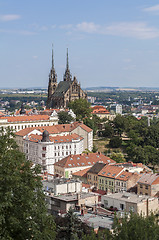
[1, 0, 159, 88]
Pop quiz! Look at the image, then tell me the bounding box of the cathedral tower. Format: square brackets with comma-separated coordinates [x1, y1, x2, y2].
[46, 46, 57, 108]
[63, 48, 72, 82]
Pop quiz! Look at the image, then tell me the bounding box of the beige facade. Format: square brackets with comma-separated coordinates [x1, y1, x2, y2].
[46, 192, 98, 215]
[101, 192, 159, 216]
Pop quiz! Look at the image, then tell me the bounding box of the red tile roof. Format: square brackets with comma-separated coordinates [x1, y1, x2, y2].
[115, 171, 133, 181]
[91, 105, 110, 114]
[15, 121, 92, 137]
[98, 165, 124, 179]
[54, 153, 116, 168]
[26, 133, 83, 143]
[1, 115, 50, 123]
[72, 167, 91, 177]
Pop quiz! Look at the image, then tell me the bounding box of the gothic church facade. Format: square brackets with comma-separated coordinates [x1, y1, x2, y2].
[46, 48, 87, 109]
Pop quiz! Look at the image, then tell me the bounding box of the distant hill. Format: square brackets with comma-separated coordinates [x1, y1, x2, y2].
[84, 86, 159, 92]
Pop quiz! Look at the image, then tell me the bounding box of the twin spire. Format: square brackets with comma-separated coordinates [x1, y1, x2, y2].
[51, 45, 72, 82]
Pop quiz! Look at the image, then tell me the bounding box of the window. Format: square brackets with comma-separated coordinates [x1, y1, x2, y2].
[104, 200, 108, 207]
[42, 147, 46, 151]
[145, 185, 148, 190]
[140, 184, 143, 188]
[105, 180, 107, 184]
[120, 204, 124, 210]
[42, 154, 45, 158]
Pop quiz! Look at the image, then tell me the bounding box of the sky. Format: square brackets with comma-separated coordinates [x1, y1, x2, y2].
[1, 0, 159, 89]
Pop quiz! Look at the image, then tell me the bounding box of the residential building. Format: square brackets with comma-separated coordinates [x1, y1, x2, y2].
[101, 192, 159, 216]
[0, 113, 58, 132]
[54, 153, 116, 178]
[21, 131, 83, 174]
[15, 121, 93, 152]
[137, 173, 159, 196]
[91, 105, 111, 119]
[115, 171, 141, 193]
[114, 162, 152, 174]
[98, 165, 124, 193]
[87, 162, 106, 189]
[110, 104, 122, 115]
[43, 178, 82, 196]
[46, 192, 98, 215]
[72, 167, 91, 184]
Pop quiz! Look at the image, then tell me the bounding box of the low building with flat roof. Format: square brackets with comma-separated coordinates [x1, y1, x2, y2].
[46, 192, 99, 215]
[101, 192, 158, 216]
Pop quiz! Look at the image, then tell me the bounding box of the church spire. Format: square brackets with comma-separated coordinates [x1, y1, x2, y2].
[66, 48, 69, 70]
[52, 44, 54, 70]
[63, 48, 72, 81]
[46, 45, 57, 109]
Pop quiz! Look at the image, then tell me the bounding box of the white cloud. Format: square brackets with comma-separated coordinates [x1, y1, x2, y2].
[68, 21, 159, 39]
[76, 22, 100, 33]
[143, 5, 159, 12]
[32, 56, 38, 59]
[0, 14, 21, 22]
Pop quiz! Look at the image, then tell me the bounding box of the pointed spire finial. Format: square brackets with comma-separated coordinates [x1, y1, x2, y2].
[66, 48, 69, 70]
[52, 44, 54, 69]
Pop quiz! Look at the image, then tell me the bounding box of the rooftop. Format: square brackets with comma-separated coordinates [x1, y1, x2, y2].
[88, 162, 106, 174]
[15, 121, 92, 137]
[98, 165, 124, 179]
[104, 192, 155, 204]
[54, 153, 116, 169]
[52, 192, 97, 202]
[137, 173, 159, 185]
[26, 133, 83, 143]
[0, 114, 50, 123]
[72, 167, 91, 177]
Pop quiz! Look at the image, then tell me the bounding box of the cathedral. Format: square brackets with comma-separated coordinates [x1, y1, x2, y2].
[46, 48, 87, 109]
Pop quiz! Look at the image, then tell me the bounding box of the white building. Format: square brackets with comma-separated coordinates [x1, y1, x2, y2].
[43, 178, 82, 196]
[23, 130, 84, 174]
[0, 113, 58, 132]
[110, 104, 122, 115]
[15, 121, 93, 152]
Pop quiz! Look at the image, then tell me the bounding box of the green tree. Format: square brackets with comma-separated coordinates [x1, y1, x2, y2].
[113, 115, 127, 136]
[0, 129, 56, 240]
[83, 118, 97, 136]
[68, 99, 92, 120]
[109, 136, 122, 148]
[110, 152, 125, 163]
[103, 123, 114, 138]
[58, 111, 73, 124]
[56, 208, 85, 240]
[113, 213, 159, 240]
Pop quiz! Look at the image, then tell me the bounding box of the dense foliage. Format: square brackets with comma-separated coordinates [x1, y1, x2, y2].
[0, 129, 56, 240]
[102, 115, 159, 166]
[58, 111, 73, 124]
[68, 99, 92, 120]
